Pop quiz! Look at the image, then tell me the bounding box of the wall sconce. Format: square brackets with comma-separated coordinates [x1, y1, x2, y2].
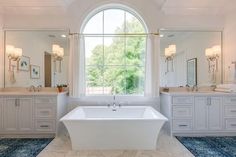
[165, 44, 176, 73]
[205, 45, 221, 73]
[52, 44, 64, 73]
[6, 45, 23, 71]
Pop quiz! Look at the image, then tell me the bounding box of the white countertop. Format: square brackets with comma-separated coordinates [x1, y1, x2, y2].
[160, 91, 236, 96]
[0, 87, 68, 96]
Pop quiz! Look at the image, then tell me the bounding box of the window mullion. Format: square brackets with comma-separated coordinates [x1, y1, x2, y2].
[102, 11, 105, 95]
[124, 11, 127, 95]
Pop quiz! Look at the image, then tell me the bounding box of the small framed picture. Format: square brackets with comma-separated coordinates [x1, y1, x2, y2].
[30, 65, 40, 79]
[18, 56, 30, 71]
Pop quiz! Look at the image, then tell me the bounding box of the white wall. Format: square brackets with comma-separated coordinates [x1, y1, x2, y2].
[224, 10, 236, 83]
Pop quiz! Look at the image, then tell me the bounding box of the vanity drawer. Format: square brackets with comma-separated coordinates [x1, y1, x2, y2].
[35, 120, 55, 132]
[224, 105, 236, 117]
[34, 97, 57, 104]
[172, 96, 194, 104]
[225, 119, 236, 130]
[173, 120, 192, 131]
[173, 106, 193, 118]
[35, 105, 55, 119]
[224, 97, 236, 105]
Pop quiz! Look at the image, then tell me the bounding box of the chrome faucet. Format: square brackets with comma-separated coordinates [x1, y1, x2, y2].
[28, 85, 36, 92]
[192, 85, 198, 92]
[112, 95, 116, 110]
[36, 85, 42, 92]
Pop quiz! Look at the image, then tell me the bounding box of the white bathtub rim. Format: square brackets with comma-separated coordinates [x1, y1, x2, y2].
[60, 106, 168, 121]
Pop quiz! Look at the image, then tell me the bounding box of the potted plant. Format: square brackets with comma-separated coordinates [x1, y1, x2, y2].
[57, 84, 63, 93]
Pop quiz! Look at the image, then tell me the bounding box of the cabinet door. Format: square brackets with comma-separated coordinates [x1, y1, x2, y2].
[18, 98, 34, 131]
[3, 98, 18, 131]
[194, 97, 208, 130]
[208, 97, 222, 130]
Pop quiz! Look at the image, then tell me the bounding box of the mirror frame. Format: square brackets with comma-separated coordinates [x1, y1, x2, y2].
[3, 28, 70, 88]
[159, 29, 224, 85]
[187, 58, 197, 86]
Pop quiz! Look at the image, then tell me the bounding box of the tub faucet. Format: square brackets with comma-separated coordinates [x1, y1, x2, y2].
[113, 95, 116, 107]
[112, 95, 117, 111]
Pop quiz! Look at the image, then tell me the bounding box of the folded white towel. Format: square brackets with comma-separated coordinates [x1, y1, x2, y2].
[214, 88, 233, 93]
[216, 84, 236, 91]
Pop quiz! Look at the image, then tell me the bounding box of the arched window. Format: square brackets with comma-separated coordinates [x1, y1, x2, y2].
[82, 7, 147, 95]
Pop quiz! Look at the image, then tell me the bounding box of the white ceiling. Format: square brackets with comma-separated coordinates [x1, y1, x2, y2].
[157, 0, 236, 15]
[0, 0, 74, 15]
[0, 0, 235, 16]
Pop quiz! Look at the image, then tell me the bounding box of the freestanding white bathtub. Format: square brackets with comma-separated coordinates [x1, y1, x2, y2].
[61, 106, 168, 150]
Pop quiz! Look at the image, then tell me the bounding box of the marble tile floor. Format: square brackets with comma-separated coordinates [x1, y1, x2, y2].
[37, 131, 194, 157]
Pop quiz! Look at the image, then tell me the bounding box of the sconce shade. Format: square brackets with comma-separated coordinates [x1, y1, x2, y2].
[52, 44, 60, 54]
[6, 45, 15, 55]
[169, 45, 176, 54]
[15, 48, 23, 57]
[205, 48, 213, 57]
[52, 44, 64, 58]
[165, 48, 170, 57]
[58, 47, 64, 57]
[6, 45, 22, 60]
[212, 45, 221, 56]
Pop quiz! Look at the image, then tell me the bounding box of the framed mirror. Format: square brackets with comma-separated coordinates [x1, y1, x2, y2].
[4, 29, 69, 87]
[160, 30, 222, 87]
[187, 58, 197, 86]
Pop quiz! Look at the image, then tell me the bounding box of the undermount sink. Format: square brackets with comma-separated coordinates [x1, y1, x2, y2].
[188, 90, 215, 93]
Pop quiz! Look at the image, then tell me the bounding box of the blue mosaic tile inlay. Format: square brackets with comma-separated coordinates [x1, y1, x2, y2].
[0, 138, 53, 157]
[176, 136, 236, 157]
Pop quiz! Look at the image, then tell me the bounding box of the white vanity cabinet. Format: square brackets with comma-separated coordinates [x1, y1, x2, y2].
[0, 93, 68, 137]
[3, 96, 33, 132]
[194, 97, 222, 131]
[223, 96, 236, 130]
[161, 92, 236, 136]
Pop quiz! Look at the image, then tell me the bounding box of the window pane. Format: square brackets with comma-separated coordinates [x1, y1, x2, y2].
[126, 36, 146, 66]
[125, 66, 145, 95]
[104, 37, 125, 65]
[85, 37, 103, 66]
[86, 66, 104, 95]
[103, 66, 126, 95]
[126, 12, 145, 33]
[83, 11, 103, 34]
[104, 9, 125, 34]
